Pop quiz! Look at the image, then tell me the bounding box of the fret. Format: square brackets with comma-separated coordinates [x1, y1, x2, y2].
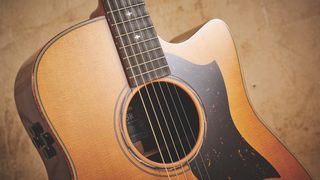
[127, 64, 170, 87]
[103, 0, 170, 87]
[109, 4, 148, 23]
[126, 56, 166, 70]
[129, 72, 154, 87]
[126, 57, 167, 77]
[111, 14, 149, 26]
[126, 59, 167, 80]
[119, 37, 158, 49]
[119, 44, 161, 60]
[116, 29, 157, 48]
[107, 1, 152, 39]
[106, 2, 145, 14]
[112, 22, 154, 40]
[115, 26, 154, 39]
[130, 69, 170, 87]
[128, 65, 170, 79]
[123, 47, 162, 60]
[122, 51, 164, 67]
[119, 39, 160, 58]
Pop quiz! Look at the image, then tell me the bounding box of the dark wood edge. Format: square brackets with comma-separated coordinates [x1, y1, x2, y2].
[14, 51, 73, 180]
[90, 0, 106, 19]
[13, 17, 106, 180]
[14, 51, 75, 180]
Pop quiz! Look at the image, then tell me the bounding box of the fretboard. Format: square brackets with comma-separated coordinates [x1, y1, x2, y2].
[102, 0, 171, 87]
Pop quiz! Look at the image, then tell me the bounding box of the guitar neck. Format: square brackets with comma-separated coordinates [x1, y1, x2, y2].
[102, 0, 171, 87]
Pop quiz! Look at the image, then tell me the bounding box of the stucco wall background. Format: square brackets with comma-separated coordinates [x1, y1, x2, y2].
[0, 0, 319, 179]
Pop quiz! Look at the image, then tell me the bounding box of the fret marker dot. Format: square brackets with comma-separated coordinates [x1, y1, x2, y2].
[134, 34, 141, 40]
[126, 11, 133, 17]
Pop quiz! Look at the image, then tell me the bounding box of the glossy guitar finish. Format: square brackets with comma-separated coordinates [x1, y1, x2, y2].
[15, 16, 310, 179]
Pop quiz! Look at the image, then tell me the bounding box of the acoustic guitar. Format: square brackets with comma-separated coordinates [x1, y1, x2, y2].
[14, 0, 311, 179]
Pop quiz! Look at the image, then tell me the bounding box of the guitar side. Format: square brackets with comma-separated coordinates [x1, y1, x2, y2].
[14, 17, 311, 179]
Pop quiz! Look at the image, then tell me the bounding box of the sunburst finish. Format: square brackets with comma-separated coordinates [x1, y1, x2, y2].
[14, 12, 310, 180]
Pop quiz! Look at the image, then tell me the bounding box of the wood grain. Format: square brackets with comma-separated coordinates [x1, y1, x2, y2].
[29, 17, 310, 179]
[34, 18, 195, 179]
[2, 1, 320, 179]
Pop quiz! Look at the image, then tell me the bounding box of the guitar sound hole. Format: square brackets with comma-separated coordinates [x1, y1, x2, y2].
[126, 82, 199, 164]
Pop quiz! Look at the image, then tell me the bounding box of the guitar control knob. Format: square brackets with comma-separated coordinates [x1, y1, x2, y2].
[42, 146, 57, 159]
[32, 136, 45, 148]
[41, 132, 55, 145]
[29, 122, 44, 136]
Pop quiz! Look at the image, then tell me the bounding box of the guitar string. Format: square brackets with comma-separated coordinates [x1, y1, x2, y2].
[170, 87, 211, 180]
[107, 0, 211, 179]
[117, 0, 209, 179]
[127, 0, 198, 179]
[164, 84, 204, 180]
[115, 0, 182, 178]
[130, 0, 211, 179]
[104, 0, 171, 179]
[129, 0, 209, 179]
[123, 0, 191, 179]
[111, 0, 180, 178]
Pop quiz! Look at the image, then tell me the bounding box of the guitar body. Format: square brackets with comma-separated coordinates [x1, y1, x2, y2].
[15, 17, 310, 180]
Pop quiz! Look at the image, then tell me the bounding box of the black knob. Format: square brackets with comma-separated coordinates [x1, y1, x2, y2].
[41, 132, 55, 145]
[42, 146, 57, 159]
[29, 122, 44, 136]
[31, 136, 45, 148]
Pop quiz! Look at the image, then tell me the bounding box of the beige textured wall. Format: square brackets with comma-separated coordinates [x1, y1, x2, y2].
[0, 0, 319, 179]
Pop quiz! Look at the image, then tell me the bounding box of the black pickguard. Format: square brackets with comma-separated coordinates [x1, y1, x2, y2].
[166, 54, 280, 180]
